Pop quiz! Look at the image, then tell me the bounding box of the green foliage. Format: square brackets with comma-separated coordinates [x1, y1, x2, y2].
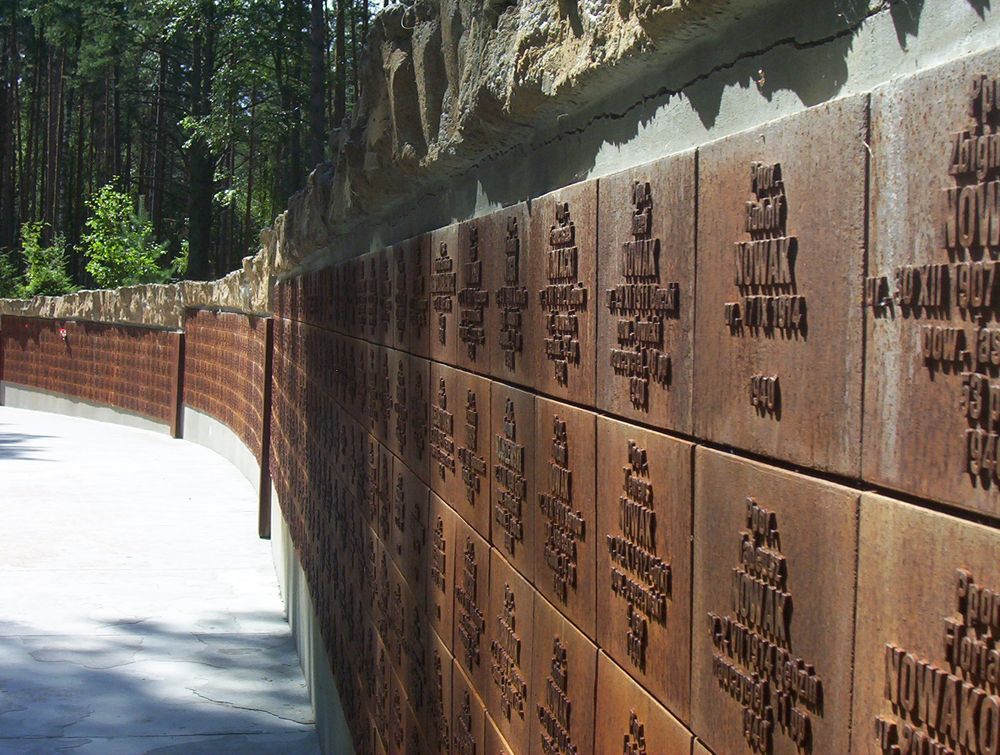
[0, 252, 22, 298]
[82, 183, 170, 288]
[17, 221, 77, 298]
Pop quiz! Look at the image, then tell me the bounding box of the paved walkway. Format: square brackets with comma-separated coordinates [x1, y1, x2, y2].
[0, 406, 321, 754]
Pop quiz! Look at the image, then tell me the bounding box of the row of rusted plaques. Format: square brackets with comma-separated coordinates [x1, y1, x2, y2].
[270, 312, 1000, 754]
[275, 48, 1000, 522]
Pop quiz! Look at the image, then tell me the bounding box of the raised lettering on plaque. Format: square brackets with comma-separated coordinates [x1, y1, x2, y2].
[605, 181, 678, 410]
[432, 242, 456, 346]
[431, 377, 456, 480]
[456, 536, 485, 675]
[539, 416, 585, 603]
[430, 644, 450, 752]
[537, 637, 577, 755]
[490, 584, 527, 724]
[458, 389, 487, 505]
[607, 440, 670, 671]
[459, 227, 488, 361]
[708, 497, 822, 753]
[454, 687, 476, 755]
[498, 215, 527, 370]
[394, 360, 407, 455]
[540, 202, 587, 386]
[494, 398, 527, 555]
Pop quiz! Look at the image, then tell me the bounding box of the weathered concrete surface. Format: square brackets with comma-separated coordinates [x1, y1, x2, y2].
[0, 406, 321, 754]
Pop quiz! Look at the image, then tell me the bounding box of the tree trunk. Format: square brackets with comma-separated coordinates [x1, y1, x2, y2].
[308, 0, 326, 168]
[334, 0, 346, 125]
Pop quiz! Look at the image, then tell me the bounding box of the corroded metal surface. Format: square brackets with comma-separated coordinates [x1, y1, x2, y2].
[851, 493, 1000, 755]
[490, 382, 536, 582]
[597, 150, 696, 433]
[693, 96, 868, 477]
[487, 203, 533, 389]
[595, 416, 693, 719]
[865, 49, 1000, 516]
[594, 652, 693, 755]
[691, 447, 858, 755]
[527, 180, 598, 406]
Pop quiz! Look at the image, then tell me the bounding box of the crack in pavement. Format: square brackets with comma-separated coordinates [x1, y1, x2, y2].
[185, 689, 314, 727]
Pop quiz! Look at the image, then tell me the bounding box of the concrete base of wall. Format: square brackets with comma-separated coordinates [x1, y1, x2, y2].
[181, 406, 261, 494]
[271, 489, 354, 755]
[0, 382, 171, 436]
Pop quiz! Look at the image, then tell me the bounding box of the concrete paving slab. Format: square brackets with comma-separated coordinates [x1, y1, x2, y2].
[0, 406, 321, 753]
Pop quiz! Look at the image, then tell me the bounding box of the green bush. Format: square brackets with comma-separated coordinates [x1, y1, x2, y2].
[82, 183, 169, 288]
[17, 221, 76, 298]
[0, 251, 20, 298]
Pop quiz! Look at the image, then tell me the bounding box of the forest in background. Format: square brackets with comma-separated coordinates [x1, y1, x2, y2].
[0, 0, 374, 294]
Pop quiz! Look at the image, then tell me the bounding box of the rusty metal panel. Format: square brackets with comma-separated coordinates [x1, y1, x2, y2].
[429, 362, 492, 539]
[456, 214, 496, 375]
[594, 652, 693, 755]
[595, 416, 693, 720]
[597, 150, 696, 434]
[486, 713, 517, 755]
[387, 668, 423, 755]
[864, 51, 1000, 516]
[532, 397, 598, 640]
[421, 612, 455, 755]
[371, 344, 393, 448]
[693, 96, 868, 477]
[486, 202, 533, 388]
[389, 454, 429, 601]
[691, 447, 858, 755]
[426, 492, 458, 657]
[391, 351, 431, 486]
[394, 234, 432, 359]
[490, 382, 536, 583]
[851, 493, 1000, 755]
[486, 549, 535, 755]
[375, 245, 394, 347]
[453, 514, 491, 700]
[528, 594, 598, 755]
[527, 180, 598, 405]
[453, 660, 488, 755]
[430, 223, 461, 367]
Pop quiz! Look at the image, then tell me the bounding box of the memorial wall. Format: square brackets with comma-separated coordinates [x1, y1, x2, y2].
[3, 29, 1000, 755]
[265, 49, 1000, 755]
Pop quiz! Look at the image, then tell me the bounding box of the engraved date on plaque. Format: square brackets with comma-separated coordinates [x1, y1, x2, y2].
[540, 203, 587, 385]
[498, 217, 528, 370]
[494, 398, 527, 555]
[606, 440, 670, 671]
[539, 417, 585, 602]
[606, 181, 678, 409]
[875, 568, 1000, 755]
[708, 497, 822, 754]
[750, 374, 780, 416]
[490, 584, 527, 721]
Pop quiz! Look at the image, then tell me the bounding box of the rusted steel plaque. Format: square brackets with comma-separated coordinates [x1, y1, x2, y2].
[430, 223, 460, 367]
[595, 416, 693, 719]
[486, 202, 533, 388]
[456, 214, 496, 375]
[429, 362, 492, 538]
[387, 669, 423, 755]
[486, 550, 535, 755]
[371, 344, 393, 448]
[595, 652, 693, 755]
[389, 455, 429, 601]
[374, 246, 394, 347]
[851, 493, 1000, 755]
[360, 251, 379, 343]
[490, 382, 536, 582]
[393, 352, 431, 486]
[596, 150, 696, 433]
[693, 740, 714, 754]
[453, 660, 488, 755]
[527, 180, 598, 405]
[529, 594, 598, 755]
[691, 447, 858, 755]
[486, 713, 517, 755]
[393, 234, 431, 359]
[421, 628, 455, 755]
[532, 397, 598, 640]
[864, 51, 1000, 516]
[693, 96, 868, 476]
[453, 514, 491, 700]
[426, 492, 458, 656]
